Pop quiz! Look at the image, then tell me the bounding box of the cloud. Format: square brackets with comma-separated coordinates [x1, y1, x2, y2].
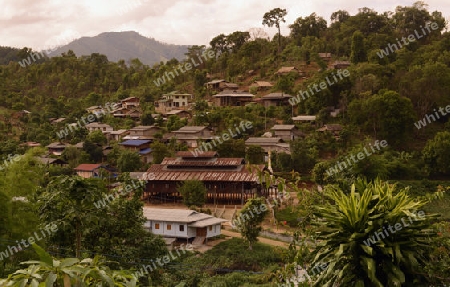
[0, 0, 448, 49]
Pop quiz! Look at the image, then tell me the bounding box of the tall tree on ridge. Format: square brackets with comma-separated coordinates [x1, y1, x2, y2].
[262, 8, 287, 54]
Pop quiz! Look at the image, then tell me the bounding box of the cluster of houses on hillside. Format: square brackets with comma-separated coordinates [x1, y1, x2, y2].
[19, 58, 349, 246]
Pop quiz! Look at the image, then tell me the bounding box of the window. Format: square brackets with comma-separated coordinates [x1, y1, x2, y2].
[179, 225, 184, 232]
[155, 223, 160, 230]
[167, 224, 172, 230]
[165, 184, 169, 189]
[209, 226, 212, 231]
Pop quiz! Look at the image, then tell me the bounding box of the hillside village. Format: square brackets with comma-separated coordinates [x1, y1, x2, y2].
[1, 2, 450, 286]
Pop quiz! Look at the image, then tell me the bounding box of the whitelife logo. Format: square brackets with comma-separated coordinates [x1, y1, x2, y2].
[153, 50, 215, 87]
[191, 121, 253, 157]
[326, 140, 388, 176]
[289, 69, 350, 106]
[377, 22, 439, 59]
[363, 211, 426, 246]
[414, 104, 450, 130]
[0, 223, 58, 261]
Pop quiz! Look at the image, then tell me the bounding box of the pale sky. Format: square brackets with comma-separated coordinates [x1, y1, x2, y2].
[0, 0, 448, 51]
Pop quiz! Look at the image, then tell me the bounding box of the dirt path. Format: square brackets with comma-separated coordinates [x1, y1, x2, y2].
[221, 229, 290, 248]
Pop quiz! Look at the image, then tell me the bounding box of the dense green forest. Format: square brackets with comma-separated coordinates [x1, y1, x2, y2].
[1, 2, 450, 286]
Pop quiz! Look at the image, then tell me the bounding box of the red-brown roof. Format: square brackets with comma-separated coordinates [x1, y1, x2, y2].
[74, 164, 102, 171]
[176, 151, 218, 158]
[162, 157, 245, 167]
[143, 164, 263, 182]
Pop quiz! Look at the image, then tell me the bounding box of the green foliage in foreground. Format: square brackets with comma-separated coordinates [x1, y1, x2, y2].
[0, 244, 137, 287]
[163, 238, 284, 285]
[311, 178, 439, 287]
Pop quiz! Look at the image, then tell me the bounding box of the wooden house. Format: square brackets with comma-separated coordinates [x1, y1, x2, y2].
[318, 53, 332, 62]
[74, 164, 117, 179]
[212, 90, 255, 107]
[127, 125, 162, 139]
[271, 125, 304, 141]
[275, 67, 302, 75]
[119, 139, 151, 151]
[120, 97, 140, 109]
[260, 93, 293, 107]
[142, 152, 272, 205]
[85, 123, 113, 133]
[143, 208, 227, 243]
[250, 81, 273, 91]
[155, 92, 192, 114]
[164, 126, 214, 148]
[245, 137, 291, 155]
[332, 61, 351, 69]
[205, 79, 239, 92]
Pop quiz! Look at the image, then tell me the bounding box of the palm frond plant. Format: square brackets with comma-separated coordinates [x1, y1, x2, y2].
[311, 178, 439, 287]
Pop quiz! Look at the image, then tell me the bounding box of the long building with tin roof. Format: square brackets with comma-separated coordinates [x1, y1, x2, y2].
[142, 151, 272, 205]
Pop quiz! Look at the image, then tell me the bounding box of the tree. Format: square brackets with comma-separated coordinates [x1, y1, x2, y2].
[289, 13, 327, 44]
[214, 139, 246, 158]
[348, 90, 416, 147]
[83, 139, 103, 163]
[140, 112, 155, 126]
[262, 8, 287, 54]
[310, 179, 438, 286]
[0, 244, 137, 287]
[150, 141, 172, 164]
[235, 197, 269, 250]
[37, 176, 107, 258]
[227, 31, 250, 52]
[117, 149, 142, 172]
[209, 34, 228, 56]
[422, 131, 450, 175]
[290, 138, 318, 173]
[246, 145, 265, 164]
[0, 190, 10, 241]
[178, 180, 206, 207]
[86, 130, 107, 145]
[350, 30, 367, 63]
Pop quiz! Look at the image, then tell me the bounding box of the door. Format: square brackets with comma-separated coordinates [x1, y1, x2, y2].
[196, 227, 207, 237]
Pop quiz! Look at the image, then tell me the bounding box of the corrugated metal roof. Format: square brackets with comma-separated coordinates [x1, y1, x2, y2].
[293, 115, 316, 121]
[213, 92, 254, 98]
[272, 125, 296, 130]
[120, 96, 140, 102]
[206, 79, 225, 85]
[143, 165, 259, 182]
[252, 81, 273, 87]
[143, 208, 212, 222]
[245, 137, 283, 145]
[129, 125, 159, 131]
[162, 158, 244, 167]
[74, 164, 102, 171]
[86, 123, 112, 128]
[277, 67, 298, 73]
[119, 139, 151, 146]
[189, 217, 228, 227]
[110, 129, 128, 135]
[176, 151, 218, 158]
[139, 148, 152, 155]
[173, 126, 208, 132]
[261, 93, 293, 99]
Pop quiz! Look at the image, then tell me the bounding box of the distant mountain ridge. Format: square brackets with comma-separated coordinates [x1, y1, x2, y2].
[48, 31, 189, 66]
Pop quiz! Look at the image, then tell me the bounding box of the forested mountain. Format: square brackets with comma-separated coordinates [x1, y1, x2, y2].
[48, 31, 190, 65]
